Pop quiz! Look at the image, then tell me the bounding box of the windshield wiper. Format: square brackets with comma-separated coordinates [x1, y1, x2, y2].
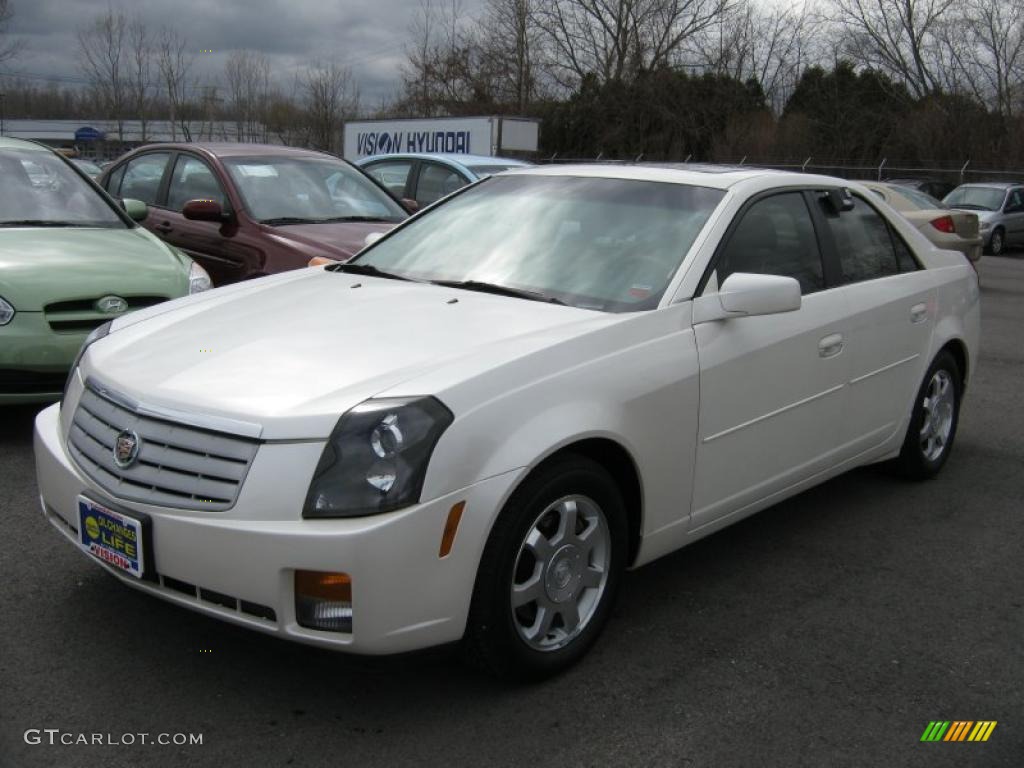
[325, 262, 420, 282]
[259, 216, 322, 225]
[430, 279, 566, 305]
[0, 220, 88, 227]
[318, 215, 398, 223]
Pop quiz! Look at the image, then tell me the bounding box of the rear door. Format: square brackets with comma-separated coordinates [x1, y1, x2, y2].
[412, 162, 470, 208]
[154, 153, 255, 285]
[813, 192, 936, 455]
[690, 190, 851, 531]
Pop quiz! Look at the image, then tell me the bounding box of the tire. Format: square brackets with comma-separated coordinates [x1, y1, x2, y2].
[987, 227, 1005, 256]
[465, 454, 628, 679]
[893, 351, 962, 479]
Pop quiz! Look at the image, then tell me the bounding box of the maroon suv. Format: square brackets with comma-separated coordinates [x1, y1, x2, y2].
[100, 143, 407, 285]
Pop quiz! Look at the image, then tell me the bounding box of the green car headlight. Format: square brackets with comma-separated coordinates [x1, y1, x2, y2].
[303, 397, 453, 518]
[0, 296, 14, 326]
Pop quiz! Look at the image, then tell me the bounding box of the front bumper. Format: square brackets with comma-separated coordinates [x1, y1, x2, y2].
[34, 402, 522, 654]
[0, 312, 86, 402]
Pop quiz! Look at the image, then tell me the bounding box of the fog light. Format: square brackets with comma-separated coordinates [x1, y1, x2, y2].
[294, 570, 352, 632]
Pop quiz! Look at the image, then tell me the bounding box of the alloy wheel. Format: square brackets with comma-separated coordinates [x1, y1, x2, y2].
[920, 369, 955, 462]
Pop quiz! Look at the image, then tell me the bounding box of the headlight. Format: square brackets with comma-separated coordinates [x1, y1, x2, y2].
[63, 320, 112, 401]
[0, 296, 14, 326]
[188, 261, 212, 294]
[979, 220, 992, 230]
[303, 397, 454, 518]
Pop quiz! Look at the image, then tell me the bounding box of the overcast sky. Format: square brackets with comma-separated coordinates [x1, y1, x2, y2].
[6, 0, 485, 107]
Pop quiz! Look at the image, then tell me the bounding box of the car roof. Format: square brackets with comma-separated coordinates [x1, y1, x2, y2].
[955, 182, 1021, 189]
[502, 162, 842, 191]
[0, 136, 53, 152]
[124, 142, 337, 159]
[359, 152, 531, 168]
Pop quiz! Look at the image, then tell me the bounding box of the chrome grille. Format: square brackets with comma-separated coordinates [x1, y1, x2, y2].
[68, 382, 259, 510]
[44, 295, 168, 333]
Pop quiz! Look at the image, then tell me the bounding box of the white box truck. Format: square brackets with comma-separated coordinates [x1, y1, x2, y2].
[343, 116, 539, 161]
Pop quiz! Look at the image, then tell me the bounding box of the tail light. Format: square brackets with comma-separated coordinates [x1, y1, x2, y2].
[930, 216, 956, 234]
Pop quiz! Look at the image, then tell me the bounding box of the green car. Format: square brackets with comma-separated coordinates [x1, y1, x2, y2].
[1, 137, 211, 403]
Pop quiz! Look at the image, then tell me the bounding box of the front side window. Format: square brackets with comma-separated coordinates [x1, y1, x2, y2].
[354, 175, 724, 312]
[119, 153, 171, 205]
[415, 163, 468, 206]
[224, 156, 406, 224]
[890, 185, 945, 211]
[0, 149, 126, 228]
[167, 156, 227, 211]
[820, 194, 900, 284]
[716, 192, 825, 295]
[1005, 189, 1024, 212]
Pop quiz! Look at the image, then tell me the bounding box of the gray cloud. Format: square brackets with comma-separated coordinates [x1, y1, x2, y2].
[6, 0, 484, 105]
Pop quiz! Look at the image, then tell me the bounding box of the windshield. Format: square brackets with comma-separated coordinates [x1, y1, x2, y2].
[353, 175, 725, 312]
[224, 155, 407, 224]
[890, 185, 946, 210]
[0, 149, 126, 227]
[944, 187, 1005, 211]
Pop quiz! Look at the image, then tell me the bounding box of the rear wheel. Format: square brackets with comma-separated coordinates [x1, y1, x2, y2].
[465, 455, 627, 679]
[893, 351, 962, 479]
[987, 227, 1005, 256]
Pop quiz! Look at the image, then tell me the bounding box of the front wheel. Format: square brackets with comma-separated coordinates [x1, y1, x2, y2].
[987, 227, 1005, 256]
[465, 455, 627, 679]
[893, 351, 962, 479]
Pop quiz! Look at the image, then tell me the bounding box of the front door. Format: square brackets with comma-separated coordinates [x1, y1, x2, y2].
[156, 154, 255, 285]
[690, 191, 850, 532]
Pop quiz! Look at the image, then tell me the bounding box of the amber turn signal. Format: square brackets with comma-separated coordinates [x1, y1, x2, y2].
[439, 501, 465, 558]
[294, 570, 352, 632]
[308, 256, 338, 267]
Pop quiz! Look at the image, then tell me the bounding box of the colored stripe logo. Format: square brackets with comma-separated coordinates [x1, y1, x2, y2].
[920, 721, 997, 742]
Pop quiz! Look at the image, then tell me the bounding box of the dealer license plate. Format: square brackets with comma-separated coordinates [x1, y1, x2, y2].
[77, 496, 145, 579]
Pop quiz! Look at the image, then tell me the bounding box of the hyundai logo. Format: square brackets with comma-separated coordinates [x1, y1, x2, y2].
[113, 429, 141, 468]
[96, 295, 128, 314]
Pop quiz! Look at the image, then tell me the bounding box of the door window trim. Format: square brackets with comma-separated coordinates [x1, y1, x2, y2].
[695, 187, 837, 298]
[115, 151, 175, 209]
[165, 152, 232, 214]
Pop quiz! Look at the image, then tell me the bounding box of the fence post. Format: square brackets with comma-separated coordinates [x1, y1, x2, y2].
[878, 158, 887, 180]
[684, 154, 691, 163]
[960, 159, 970, 183]
[739, 156, 747, 165]
[596, 152, 603, 161]
[635, 153, 644, 162]
[802, 156, 811, 173]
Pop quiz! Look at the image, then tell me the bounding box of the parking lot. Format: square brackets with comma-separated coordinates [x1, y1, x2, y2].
[0, 255, 1020, 768]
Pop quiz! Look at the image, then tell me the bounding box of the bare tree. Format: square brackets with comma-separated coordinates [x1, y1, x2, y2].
[0, 0, 24, 66]
[482, 0, 542, 110]
[156, 26, 194, 140]
[829, 0, 959, 99]
[536, 0, 732, 89]
[127, 17, 151, 141]
[225, 49, 270, 141]
[695, 0, 820, 113]
[956, 0, 1024, 117]
[77, 8, 129, 139]
[303, 59, 359, 152]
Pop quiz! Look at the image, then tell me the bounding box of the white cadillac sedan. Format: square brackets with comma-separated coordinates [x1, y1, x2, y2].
[35, 165, 980, 677]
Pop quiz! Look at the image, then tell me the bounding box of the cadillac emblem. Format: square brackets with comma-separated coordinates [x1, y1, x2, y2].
[113, 429, 141, 468]
[96, 295, 128, 314]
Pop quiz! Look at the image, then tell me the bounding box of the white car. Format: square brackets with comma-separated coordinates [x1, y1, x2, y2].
[35, 165, 980, 677]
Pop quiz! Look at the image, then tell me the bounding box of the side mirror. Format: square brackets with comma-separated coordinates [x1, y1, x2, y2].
[693, 273, 802, 323]
[121, 198, 148, 222]
[401, 197, 420, 213]
[363, 231, 385, 248]
[183, 198, 229, 222]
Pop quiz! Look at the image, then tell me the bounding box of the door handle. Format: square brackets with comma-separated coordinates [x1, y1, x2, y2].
[818, 333, 844, 358]
[910, 303, 928, 324]
[155, 222, 173, 234]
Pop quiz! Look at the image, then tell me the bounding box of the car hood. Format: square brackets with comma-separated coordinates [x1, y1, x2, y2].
[266, 221, 397, 261]
[0, 227, 188, 310]
[82, 270, 615, 439]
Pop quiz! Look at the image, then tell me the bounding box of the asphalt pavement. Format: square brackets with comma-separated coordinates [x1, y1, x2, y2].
[1, 256, 1022, 768]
